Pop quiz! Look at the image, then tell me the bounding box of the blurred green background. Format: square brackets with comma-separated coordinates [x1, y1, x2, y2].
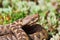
[0, 0, 60, 39]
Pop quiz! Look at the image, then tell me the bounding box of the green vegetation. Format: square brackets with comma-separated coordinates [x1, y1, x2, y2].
[0, 0, 60, 40]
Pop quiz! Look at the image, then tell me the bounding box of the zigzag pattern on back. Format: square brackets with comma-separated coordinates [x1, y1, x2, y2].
[0, 19, 22, 35]
[0, 14, 39, 35]
[0, 23, 29, 40]
[0, 34, 17, 40]
[0, 14, 39, 40]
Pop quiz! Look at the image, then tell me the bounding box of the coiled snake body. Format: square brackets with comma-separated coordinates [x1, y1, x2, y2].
[0, 14, 48, 40]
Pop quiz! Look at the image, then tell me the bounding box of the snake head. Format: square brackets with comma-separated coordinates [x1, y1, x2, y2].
[22, 14, 39, 25]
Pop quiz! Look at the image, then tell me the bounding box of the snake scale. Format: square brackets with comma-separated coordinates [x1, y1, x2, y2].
[0, 14, 48, 40]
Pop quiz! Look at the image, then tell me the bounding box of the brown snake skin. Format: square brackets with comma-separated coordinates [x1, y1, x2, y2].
[22, 24, 48, 40]
[0, 14, 39, 40]
[0, 34, 17, 40]
[0, 14, 48, 40]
